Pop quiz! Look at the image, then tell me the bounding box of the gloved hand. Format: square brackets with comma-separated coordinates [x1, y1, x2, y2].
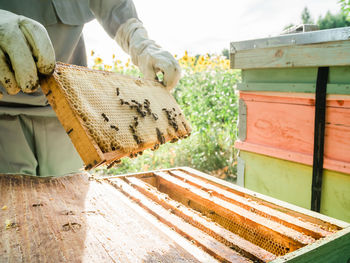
[0, 10, 55, 96]
[115, 18, 181, 91]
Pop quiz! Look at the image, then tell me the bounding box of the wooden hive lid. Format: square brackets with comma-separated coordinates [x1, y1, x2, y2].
[230, 27, 350, 69]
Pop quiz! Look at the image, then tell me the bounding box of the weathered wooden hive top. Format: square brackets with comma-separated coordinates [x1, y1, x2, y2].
[230, 27, 350, 69]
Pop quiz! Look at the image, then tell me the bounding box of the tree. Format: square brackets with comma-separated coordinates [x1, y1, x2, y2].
[221, 48, 229, 59]
[283, 6, 350, 32]
[317, 11, 350, 29]
[301, 7, 314, 24]
[339, 0, 350, 20]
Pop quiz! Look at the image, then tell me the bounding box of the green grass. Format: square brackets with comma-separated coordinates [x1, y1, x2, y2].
[93, 66, 241, 182]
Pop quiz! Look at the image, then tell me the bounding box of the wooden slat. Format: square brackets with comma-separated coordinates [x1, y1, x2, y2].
[154, 172, 315, 251]
[169, 170, 333, 239]
[178, 167, 348, 230]
[124, 176, 276, 263]
[230, 40, 350, 69]
[110, 178, 252, 263]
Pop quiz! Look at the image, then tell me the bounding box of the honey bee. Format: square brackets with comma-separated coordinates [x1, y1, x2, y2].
[67, 128, 73, 135]
[182, 122, 188, 132]
[152, 113, 158, 120]
[107, 159, 121, 169]
[129, 125, 136, 134]
[170, 138, 178, 143]
[145, 108, 152, 115]
[101, 113, 109, 122]
[136, 108, 146, 117]
[85, 164, 93, 170]
[156, 128, 165, 144]
[152, 143, 159, 151]
[110, 125, 119, 131]
[133, 134, 142, 145]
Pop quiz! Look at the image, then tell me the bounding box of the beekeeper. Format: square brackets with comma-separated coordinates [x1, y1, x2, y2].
[0, 0, 181, 176]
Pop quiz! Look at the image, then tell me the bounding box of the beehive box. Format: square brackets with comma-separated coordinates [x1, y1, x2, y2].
[230, 27, 350, 222]
[40, 63, 191, 169]
[1, 167, 349, 262]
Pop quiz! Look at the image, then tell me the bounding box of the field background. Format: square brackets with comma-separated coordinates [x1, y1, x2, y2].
[91, 52, 240, 182]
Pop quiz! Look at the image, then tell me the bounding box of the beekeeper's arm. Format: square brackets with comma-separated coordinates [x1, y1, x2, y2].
[90, 0, 181, 90]
[0, 10, 55, 97]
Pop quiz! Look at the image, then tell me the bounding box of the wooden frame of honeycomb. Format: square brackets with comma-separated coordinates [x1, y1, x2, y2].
[40, 63, 191, 169]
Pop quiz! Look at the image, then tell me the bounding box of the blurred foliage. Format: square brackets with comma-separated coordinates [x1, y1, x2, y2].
[318, 10, 350, 29]
[284, 5, 350, 31]
[339, 0, 350, 20]
[221, 48, 229, 59]
[301, 7, 314, 24]
[90, 51, 240, 181]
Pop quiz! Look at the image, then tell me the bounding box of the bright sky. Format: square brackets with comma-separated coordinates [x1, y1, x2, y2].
[83, 0, 341, 66]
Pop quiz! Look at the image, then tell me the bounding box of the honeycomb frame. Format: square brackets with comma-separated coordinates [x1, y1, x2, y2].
[40, 63, 191, 169]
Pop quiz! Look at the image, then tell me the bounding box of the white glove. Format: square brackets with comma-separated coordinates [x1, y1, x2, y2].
[0, 10, 55, 95]
[115, 18, 181, 91]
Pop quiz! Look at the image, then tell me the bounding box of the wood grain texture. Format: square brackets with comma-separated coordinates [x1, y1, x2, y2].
[0, 173, 217, 263]
[231, 40, 350, 69]
[236, 92, 350, 174]
[239, 151, 350, 223]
